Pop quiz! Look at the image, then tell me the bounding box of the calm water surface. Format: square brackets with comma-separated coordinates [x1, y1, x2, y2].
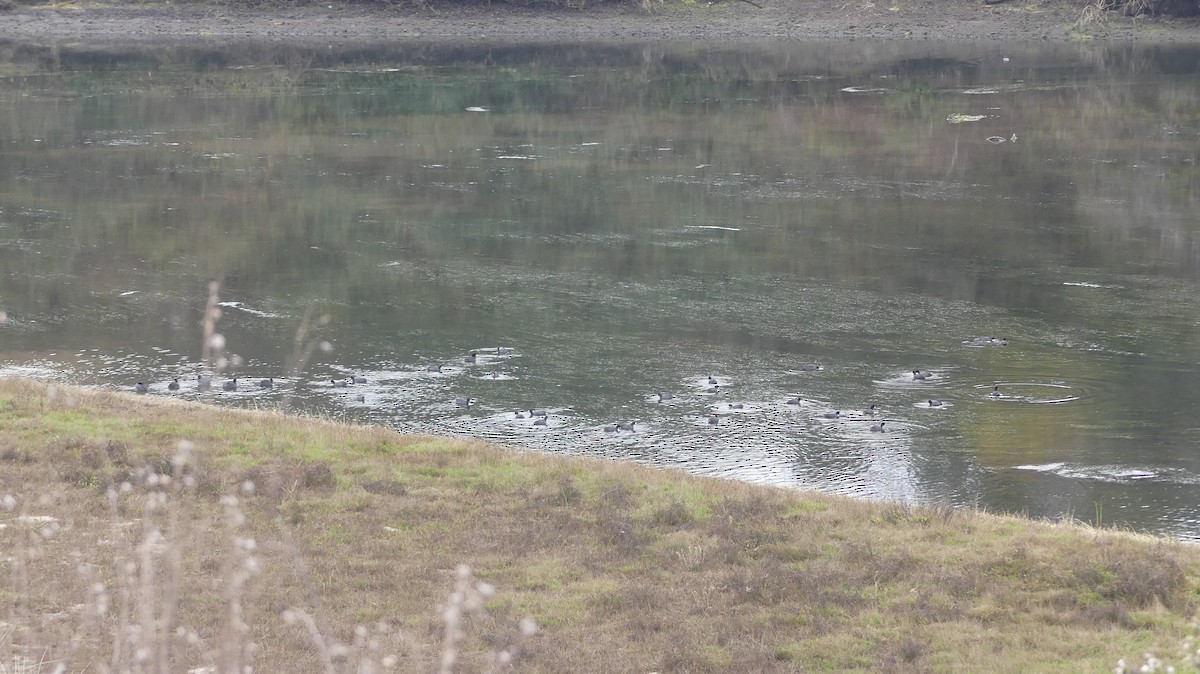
[1, 41, 1198, 538]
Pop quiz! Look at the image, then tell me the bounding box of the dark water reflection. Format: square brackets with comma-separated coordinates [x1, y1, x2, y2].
[2, 40, 1199, 539]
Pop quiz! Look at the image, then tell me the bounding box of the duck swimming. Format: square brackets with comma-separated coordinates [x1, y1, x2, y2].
[223, 378, 238, 392]
[704, 385, 721, 394]
[928, 399, 943, 408]
[708, 414, 720, 425]
[134, 382, 149, 394]
[822, 410, 841, 419]
[464, 352, 478, 364]
[870, 420, 886, 432]
[912, 370, 930, 381]
[862, 404, 878, 415]
[167, 378, 180, 391]
[801, 363, 821, 372]
[258, 378, 274, 389]
[617, 421, 636, 431]
[455, 397, 477, 408]
[331, 379, 348, 388]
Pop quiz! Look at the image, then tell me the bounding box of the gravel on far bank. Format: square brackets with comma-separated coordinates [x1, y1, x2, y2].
[1, 0, 1199, 45]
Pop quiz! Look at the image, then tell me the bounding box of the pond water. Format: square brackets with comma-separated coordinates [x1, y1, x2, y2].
[1, 40, 1198, 538]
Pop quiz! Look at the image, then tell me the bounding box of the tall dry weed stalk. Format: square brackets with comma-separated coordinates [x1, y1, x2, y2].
[0, 283, 535, 672]
[202, 279, 332, 410]
[280, 303, 333, 412]
[201, 280, 247, 377]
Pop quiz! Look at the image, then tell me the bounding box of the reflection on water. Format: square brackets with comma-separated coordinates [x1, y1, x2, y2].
[1, 40, 1199, 539]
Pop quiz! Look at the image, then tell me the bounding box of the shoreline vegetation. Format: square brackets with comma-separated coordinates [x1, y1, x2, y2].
[2, 376, 1200, 672]
[0, 0, 1199, 44]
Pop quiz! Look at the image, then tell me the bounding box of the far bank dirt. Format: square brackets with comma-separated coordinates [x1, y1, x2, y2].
[2, 0, 1200, 44]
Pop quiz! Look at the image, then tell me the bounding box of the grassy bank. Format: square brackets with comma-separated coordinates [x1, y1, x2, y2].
[1, 376, 1199, 672]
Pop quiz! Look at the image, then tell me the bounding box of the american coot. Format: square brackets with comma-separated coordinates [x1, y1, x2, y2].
[654, 392, 675, 402]
[862, 404, 878, 415]
[167, 378, 180, 391]
[708, 414, 720, 425]
[514, 410, 528, 419]
[464, 352, 478, 364]
[531, 409, 548, 417]
[990, 385, 1002, 398]
[427, 365, 443, 373]
[533, 416, 548, 426]
[870, 420, 886, 432]
[912, 370, 930, 380]
[134, 382, 149, 394]
[707, 375, 719, 385]
[617, 421, 636, 432]
[786, 396, 802, 405]
[223, 379, 238, 392]
[801, 363, 822, 372]
[928, 399, 943, 408]
[603, 423, 619, 433]
[822, 410, 841, 419]
[331, 379, 348, 388]
[704, 385, 721, 394]
[455, 397, 477, 408]
[729, 403, 744, 410]
[258, 378, 273, 389]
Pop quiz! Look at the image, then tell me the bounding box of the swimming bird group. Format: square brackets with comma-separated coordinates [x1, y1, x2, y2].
[130, 339, 1013, 437]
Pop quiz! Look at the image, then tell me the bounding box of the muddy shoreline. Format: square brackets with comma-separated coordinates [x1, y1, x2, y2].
[2, 1, 1200, 45]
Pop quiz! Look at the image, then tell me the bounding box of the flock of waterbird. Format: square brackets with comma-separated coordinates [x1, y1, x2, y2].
[130, 336, 1012, 434]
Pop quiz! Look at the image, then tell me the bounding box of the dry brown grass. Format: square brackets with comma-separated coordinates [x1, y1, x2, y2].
[2, 376, 1200, 673]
